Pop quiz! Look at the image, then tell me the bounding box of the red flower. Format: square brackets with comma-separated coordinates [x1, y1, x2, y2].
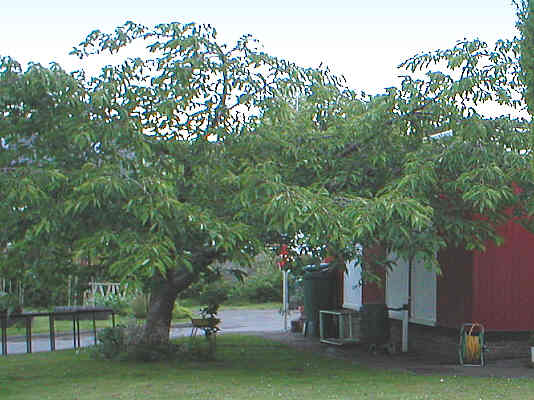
[277, 244, 290, 270]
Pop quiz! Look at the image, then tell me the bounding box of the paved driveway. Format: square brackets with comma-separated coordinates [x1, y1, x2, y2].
[2, 308, 290, 355]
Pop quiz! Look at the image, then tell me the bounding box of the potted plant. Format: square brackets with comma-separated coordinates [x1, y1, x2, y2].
[191, 281, 228, 336]
[191, 304, 221, 333]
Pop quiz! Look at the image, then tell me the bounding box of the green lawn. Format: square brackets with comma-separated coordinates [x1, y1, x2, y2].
[1, 335, 533, 400]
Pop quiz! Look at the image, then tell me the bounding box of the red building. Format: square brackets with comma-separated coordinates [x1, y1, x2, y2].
[343, 219, 534, 331]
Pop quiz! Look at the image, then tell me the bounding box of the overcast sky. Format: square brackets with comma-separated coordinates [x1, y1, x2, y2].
[1, 0, 520, 94]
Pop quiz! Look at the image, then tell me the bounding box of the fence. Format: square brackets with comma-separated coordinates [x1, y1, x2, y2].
[0, 308, 115, 356]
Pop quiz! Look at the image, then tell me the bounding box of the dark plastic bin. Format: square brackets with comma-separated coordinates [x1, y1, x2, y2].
[360, 303, 390, 345]
[303, 264, 335, 337]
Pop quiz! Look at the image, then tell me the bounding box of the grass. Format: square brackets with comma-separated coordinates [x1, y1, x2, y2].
[1, 335, 534, 400]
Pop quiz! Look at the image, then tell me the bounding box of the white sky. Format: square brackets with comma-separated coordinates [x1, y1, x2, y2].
[1, 0, 520, 94]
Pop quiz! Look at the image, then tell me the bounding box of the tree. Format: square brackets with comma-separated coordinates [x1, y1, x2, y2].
[2, 18, 532, 346]
[1, 23, 331, 344]
[517, 0, 534, 115]
[243, 36, 531, 267]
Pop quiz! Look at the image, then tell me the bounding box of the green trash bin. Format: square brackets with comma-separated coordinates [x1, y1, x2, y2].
[360, 303, 390, 345]
[303, 264, 335, 337]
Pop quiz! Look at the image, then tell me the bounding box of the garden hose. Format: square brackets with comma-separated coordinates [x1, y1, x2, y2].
[465, 324, 481, 362]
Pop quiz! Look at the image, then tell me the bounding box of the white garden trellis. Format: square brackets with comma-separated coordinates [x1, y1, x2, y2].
[84, 281, 129, 305]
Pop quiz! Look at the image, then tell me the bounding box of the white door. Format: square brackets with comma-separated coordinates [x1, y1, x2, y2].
[343, 259, 362, 310]
[386, 253, 409, 320]
[410, 257, 437, 326]
[386, 253, 436, 326]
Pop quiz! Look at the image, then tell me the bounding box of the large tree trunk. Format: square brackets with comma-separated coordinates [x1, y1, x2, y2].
[141, 250, 221, 345]
[141, 269, 194, 345]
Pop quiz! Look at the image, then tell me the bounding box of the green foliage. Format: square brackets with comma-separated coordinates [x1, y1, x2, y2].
[91, 322, 185, 362]
[91, 325, 127, 360]
[130, 294, 149, 319]
[92, 293, 130, 316]
[517, 0, 534, 115]
[2, 14, 533, 344]
[178, 255, 282, 304]
[242, 274, 282, 303]
[214, 253, 283, 304]
[234, 266, 282, 303]
[0, 291, 22, 317]
[199, 281, 229, 318]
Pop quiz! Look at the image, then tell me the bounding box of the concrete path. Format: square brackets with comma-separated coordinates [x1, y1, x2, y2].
[2, 308, 291, 355]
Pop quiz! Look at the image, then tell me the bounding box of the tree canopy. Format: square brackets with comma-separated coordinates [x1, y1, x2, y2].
[1, 15, 533, 343]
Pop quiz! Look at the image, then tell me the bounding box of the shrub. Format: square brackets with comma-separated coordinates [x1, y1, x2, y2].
[92, 293, 130, 316]
[178, 253, 283, 305]
[235, 267, 282, 303]
[91, 322, 185, 362]
[91, 326, 126, 359]
[224, 252, 282, 303]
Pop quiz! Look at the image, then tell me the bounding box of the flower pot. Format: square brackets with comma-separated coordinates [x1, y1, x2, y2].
[191, 318, 220, 328]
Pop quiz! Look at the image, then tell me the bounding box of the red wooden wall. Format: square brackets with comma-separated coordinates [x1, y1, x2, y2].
[472, 219, 534, 331]
[436, 247, 474, 329]
[437, 220, 534, 331]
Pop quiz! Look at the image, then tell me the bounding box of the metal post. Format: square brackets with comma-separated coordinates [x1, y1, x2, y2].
[76, 316, 81, 348]
[348, 312, 353, 339]
[92, 310, 97, 345]
[49, 314, 55, 351]
[72, 314, 77, 349]
[1, 314, 7, 356]
[67, 276, 71, 307]
[402, 308, 409, 353]
[25, 316, 32, 353]
[283, 270, 289, 331]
